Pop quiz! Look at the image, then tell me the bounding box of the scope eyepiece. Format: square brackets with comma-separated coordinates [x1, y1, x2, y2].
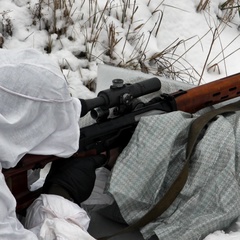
[91, 107, 109, 122]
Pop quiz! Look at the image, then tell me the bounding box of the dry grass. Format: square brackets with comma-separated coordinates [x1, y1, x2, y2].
[195, 0, 240, 84]
[1, 0, 240, 87]
[25, 0, 200, 83]
[0, 10, 13, 37]
[196, 0, 211, 12]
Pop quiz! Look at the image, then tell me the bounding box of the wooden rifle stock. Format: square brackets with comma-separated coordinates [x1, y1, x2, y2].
[3, 155, 59, 214]
[3, 150, 97, 214]
[174, 72, 240, 113]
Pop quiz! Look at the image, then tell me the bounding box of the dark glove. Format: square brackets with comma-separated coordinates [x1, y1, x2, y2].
[42, 154, 107, 204]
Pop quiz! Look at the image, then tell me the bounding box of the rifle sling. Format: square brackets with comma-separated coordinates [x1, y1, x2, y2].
[97, 100, 240, 240]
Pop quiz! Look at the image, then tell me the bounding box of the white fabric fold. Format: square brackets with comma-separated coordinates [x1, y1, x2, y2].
[25, 194, 95, 240]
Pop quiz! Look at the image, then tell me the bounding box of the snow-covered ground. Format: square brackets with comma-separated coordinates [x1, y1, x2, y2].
[1, 0, 240, 239]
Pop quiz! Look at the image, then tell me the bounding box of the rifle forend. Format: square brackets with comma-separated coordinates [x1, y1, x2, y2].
[174, 72, 240, 113]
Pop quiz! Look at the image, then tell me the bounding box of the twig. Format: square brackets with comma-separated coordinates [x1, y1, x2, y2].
[198, 28, 218, 85]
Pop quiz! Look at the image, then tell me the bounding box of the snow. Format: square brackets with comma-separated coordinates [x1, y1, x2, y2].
[1, 0, 240, 239]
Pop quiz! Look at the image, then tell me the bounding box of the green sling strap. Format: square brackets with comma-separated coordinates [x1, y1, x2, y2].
[98, 100, 240, 240]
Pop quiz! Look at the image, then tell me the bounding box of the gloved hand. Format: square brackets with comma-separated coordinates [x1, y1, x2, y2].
[42, 155, 107, 204]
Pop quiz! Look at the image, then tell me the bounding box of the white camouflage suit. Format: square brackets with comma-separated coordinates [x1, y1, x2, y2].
[0, 49, 94, 240]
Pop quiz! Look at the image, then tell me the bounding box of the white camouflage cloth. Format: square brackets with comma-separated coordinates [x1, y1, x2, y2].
[108, 105, 240, 240]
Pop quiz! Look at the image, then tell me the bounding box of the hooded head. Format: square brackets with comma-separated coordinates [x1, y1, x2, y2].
[0, 49, 81, 168]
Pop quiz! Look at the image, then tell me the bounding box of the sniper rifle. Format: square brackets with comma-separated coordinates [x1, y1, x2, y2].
[3, 72, 240, 214]
[78, 73, 240, 154]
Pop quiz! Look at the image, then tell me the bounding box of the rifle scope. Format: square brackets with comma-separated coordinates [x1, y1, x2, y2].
[80, 77, 161, 117]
